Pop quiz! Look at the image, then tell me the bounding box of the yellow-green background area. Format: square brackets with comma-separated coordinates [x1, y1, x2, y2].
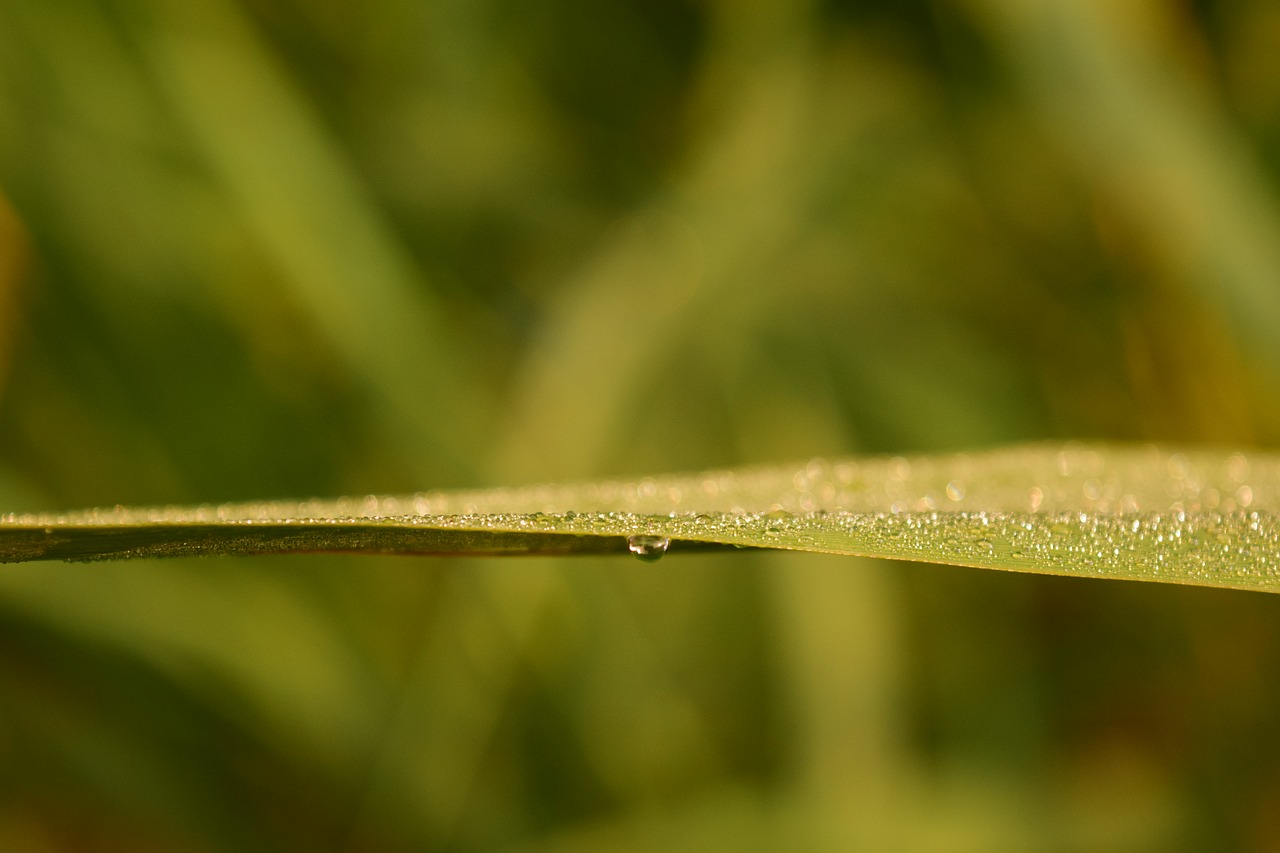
[2, 0, 1280, 849]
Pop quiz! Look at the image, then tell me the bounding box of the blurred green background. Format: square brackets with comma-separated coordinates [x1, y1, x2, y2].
[3, 0, 1280, 849]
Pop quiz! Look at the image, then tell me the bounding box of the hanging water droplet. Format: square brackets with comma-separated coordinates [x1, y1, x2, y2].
[627, 535, 670, 562]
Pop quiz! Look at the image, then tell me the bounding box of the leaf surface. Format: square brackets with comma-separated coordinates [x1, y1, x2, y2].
[3, 444, 1278, 593]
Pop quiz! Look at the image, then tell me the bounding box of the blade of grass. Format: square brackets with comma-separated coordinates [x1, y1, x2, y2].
[2, 443, 1278, 593]
[139, 0, 490, 483]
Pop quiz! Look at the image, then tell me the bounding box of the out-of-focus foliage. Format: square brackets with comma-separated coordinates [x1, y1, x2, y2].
[2, 0, 1280, 849]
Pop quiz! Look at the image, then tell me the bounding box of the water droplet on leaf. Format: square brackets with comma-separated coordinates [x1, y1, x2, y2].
[627, 535, 670, 562]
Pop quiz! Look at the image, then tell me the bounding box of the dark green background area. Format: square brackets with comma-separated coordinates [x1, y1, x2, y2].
[3, 0, 1280, 849]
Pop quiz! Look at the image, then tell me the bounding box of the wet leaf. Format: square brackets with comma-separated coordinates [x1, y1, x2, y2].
[2, 444, 1278, 593]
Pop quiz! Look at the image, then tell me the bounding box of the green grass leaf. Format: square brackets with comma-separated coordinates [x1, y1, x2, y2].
[3, 443, 1278, 593]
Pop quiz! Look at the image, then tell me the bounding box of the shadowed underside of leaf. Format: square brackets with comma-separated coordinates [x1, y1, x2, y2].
[2, 443, 1279, 593]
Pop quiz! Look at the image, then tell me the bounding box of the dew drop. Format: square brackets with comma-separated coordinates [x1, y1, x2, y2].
[627, 535, 670, 563]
